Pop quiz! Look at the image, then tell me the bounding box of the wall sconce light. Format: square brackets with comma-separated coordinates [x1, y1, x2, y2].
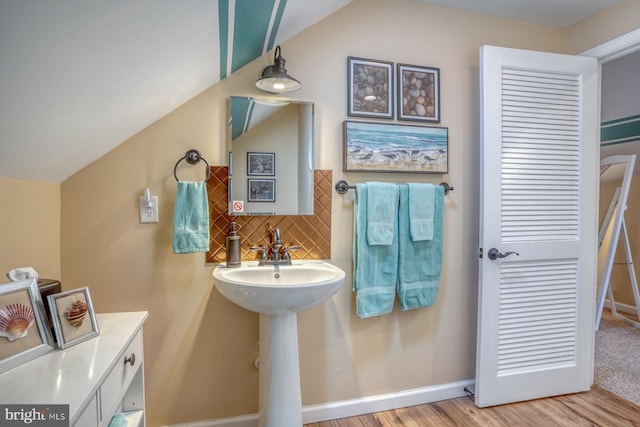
[255, 45, 301, 94]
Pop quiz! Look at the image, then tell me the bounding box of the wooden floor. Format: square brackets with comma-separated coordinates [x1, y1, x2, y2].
[305, 387, 640, 426]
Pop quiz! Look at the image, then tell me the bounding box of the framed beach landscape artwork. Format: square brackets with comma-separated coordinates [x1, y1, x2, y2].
[343, 120, 448, 173]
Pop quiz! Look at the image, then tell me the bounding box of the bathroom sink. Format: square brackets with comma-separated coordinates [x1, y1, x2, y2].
[212, 261, 345, 315]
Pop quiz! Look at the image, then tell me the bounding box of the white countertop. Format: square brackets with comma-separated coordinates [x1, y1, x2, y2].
[0, 311, 148, 423]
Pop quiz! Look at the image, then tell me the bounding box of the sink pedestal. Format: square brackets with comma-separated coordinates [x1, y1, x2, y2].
[259, 313, 302, 427]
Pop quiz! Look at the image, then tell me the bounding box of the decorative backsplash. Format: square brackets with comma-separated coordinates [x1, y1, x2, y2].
[206, 167, 332, 263]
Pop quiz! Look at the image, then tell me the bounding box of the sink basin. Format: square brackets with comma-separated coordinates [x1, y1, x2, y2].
[213, 261, 345, 315]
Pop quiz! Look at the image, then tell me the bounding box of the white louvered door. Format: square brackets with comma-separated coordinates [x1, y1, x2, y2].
[476, 46, 599, 407]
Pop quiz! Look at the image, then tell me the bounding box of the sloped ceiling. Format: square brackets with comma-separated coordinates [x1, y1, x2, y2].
[0, 0, 618, 183]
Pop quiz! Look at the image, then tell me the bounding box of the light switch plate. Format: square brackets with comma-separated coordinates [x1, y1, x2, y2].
[139, 196, 159, 223]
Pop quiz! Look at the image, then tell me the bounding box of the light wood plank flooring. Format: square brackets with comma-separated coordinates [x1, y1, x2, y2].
[305, 387, 640, 426]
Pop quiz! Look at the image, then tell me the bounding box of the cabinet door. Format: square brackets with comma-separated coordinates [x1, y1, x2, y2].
[75, 394, 98, 427]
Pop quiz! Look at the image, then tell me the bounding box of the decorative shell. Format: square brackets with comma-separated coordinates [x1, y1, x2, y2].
[0, 303, 35, 342]
[65, 300, 88, 327]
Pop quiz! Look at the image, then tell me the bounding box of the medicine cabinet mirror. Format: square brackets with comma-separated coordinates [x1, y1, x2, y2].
[228, 96, 314, 215]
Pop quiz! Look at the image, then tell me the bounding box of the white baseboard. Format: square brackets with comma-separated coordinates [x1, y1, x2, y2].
[165, 379, 475, 427]
[604, 299, 639, 315]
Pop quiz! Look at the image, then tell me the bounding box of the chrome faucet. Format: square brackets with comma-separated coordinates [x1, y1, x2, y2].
[249, 227, 299, 266]
[272, 228, 282, 263]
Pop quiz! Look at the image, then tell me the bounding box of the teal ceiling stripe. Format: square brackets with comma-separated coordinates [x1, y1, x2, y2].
[230, 97, 252, 140]
[601, 114, 640, 126]
[601, 115, 640, 146]
[231, 0, 278, 74]
[218, 0, 230, 79]
[244, 101, 256, 134]
[266, 0, 287, 52]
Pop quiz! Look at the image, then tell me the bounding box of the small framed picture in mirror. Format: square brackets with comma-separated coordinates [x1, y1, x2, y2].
[247, 152, 275, 176]
[248, 179, 276, 202]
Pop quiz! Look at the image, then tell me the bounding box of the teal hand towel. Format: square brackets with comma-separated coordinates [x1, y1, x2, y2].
[353, 183, 399, 318]
[408, 183, 435, 241]
[397, 184, 444, 310]
[366, 182, 399, 246]
[173, 181, 210, 254]
[108, 413, 127, 427]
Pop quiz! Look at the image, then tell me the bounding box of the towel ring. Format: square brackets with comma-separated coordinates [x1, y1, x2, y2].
[174, 149, 211, 182]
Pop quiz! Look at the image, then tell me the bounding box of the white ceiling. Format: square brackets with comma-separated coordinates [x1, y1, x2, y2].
[420, 0, 618, 28]
[0, 0, 620, 182]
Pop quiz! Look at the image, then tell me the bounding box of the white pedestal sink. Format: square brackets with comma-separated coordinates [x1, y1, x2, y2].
[213, 261, 345, 427]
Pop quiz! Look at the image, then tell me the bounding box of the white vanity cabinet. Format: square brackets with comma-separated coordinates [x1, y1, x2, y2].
[0, 311, 148, 427]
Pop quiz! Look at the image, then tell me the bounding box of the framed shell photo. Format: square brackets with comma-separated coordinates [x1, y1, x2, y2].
[347, 57, 394, 119]
[247, 152, 275, 176]
[397, 63, 440, 123]
[0, 278, 55, 374]
[48, 287, 99, 349]
[247, 178, 276, 202]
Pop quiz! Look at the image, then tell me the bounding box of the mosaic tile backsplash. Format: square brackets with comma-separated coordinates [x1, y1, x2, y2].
[206, 167, 332, 263]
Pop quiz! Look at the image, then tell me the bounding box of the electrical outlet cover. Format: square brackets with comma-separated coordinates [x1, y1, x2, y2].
[139, 196, 159, 223]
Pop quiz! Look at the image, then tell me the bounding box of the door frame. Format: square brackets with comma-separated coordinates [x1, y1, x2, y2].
[580, 28, 640, 64]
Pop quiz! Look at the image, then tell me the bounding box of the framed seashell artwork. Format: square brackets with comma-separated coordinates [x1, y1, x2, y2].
[397, 63, 440, 123]
[0, 278, 55, 374]
[47, 287, 99, 349]
[347, 56, 394, 120]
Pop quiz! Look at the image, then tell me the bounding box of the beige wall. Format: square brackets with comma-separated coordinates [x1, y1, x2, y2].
[50, 1, 638, 426]
[0, 177, 60, 280]
[566, 0, 640, 54]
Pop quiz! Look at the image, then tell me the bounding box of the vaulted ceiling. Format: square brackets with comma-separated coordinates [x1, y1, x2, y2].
[0, 0, 618, 182]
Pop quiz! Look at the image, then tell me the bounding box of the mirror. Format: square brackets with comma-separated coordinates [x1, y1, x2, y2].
[228, 96, 314, 215]
[596, 154, 638, 329]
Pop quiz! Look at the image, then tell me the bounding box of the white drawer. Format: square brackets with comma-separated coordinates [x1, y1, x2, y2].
[99, 329, 144, 424]
[74, 393, 98, 427]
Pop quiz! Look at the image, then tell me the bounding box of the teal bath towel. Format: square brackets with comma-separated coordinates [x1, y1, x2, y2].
[397, 184, 444, 310]
[366, 182, 398, 246]
[408, 183, 435, 241]
[173, 181, 210, 254]
[353, 183, 399, 318]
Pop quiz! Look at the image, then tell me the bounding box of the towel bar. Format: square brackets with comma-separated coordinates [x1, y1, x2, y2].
[174, 149, 212, 182]
[335, 180, 454, 195]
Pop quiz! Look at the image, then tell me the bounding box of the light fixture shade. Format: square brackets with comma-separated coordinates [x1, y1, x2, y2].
[256, 45, 301, 94]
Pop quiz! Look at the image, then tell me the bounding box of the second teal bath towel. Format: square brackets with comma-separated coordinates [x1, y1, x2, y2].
[397, 184, 444, 310]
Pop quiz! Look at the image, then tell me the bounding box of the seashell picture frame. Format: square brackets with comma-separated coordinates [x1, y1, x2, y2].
[47, 287, 99, 349]
[0, 278, 55, 374]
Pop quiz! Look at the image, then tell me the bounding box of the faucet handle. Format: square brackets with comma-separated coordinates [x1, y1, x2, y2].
[281, 245, 300, 261]
[249, 245, 268, 261]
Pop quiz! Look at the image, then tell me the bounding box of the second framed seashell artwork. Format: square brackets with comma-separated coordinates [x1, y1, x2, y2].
[48, 286, 99, 349]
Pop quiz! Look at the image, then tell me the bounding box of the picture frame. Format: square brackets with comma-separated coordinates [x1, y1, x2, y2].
[347, 57, 394, 119]
[248, 178, 276, 202]
[0, 278, 55, 374]
[397, 63, 440, 123]
[247, 152, 275, 176]
[48, 287, 99, 349]
[343, 120, 448, 173]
